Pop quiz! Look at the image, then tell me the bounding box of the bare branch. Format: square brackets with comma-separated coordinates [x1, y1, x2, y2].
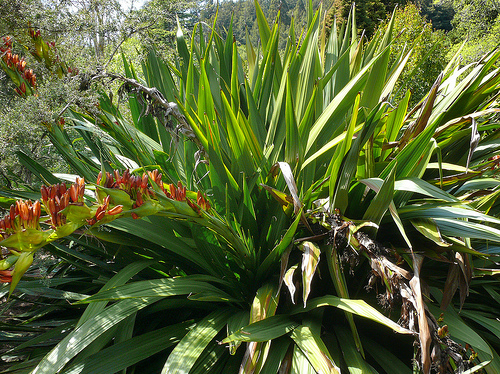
[92, 72, 207, 158]
[102, 19, 158, 70]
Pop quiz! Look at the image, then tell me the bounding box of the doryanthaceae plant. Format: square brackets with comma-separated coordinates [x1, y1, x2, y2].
[2, 3, 500, 374]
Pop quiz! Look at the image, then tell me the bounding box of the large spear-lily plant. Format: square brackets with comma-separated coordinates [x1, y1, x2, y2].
[2, 3, 500, 373]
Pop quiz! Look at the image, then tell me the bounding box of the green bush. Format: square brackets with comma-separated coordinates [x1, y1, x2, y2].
[2, 3, 500, 373]
[378, 3, 451, 105]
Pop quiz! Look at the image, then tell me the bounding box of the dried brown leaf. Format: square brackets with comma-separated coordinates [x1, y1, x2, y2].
[409, 255, 431, 374]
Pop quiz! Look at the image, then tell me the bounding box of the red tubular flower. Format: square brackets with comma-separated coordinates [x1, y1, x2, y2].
[141, 173, 148, 189]
[196, 190, 211, 212]
[114, 169, 121, 184]
[169, 183, 176, 199]
[95, 208, 106, 221]
[107, 205, 123, 215]
[41, 185, 48, 202]
[0, 270, 12, 283]
[33, 200, 41, 219]
[17, 59, 26, 72]
[9, 204, 15, 221]
[69, 184, 78, 202]
[187, 199, 200, 215]
[77, 178, 85, 199]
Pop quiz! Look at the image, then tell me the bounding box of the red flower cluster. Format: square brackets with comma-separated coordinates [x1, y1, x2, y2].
[1, 35, 37, 96]
[98, 169, 152, 192]
[98, 169, 163, 219]
[98, 169, 211, 218]
[41, 179, 85, 228]
[0, 36, 12, 53]
[0, 200, 42, 237]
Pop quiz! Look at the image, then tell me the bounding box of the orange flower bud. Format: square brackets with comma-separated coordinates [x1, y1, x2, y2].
[16, 201, 25, 221]
[41, 185, 48, 202]
[9, 204, 15, 221]
[22, 202, 29, 221]
[131, 213, 139, 220]
[62, 193, 70, 209]
[20, 82, 26, 94]
[77, 179, 85, 198]
[17, 59, 26, 72]
[105, 172, 112, 187]
[96, 209, 106, 221]
[136, 193, 143, 207]
[187, 199, 200, 215]
[49, 185, 56, 199]
[69, 184, 78, 202]
[148, 169, 157, 181]
[130, 175, 137, 188]
[114, 169, 120, 184]
[27, 207, 33, 227]
[33, 200, 41, 219]
[103, 195, 110, 209]
[107, 205, 123, 215]
[48, 199, 56, 215]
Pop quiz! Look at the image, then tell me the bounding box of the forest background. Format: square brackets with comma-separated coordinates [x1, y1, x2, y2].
[0, 0, 498, 187]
